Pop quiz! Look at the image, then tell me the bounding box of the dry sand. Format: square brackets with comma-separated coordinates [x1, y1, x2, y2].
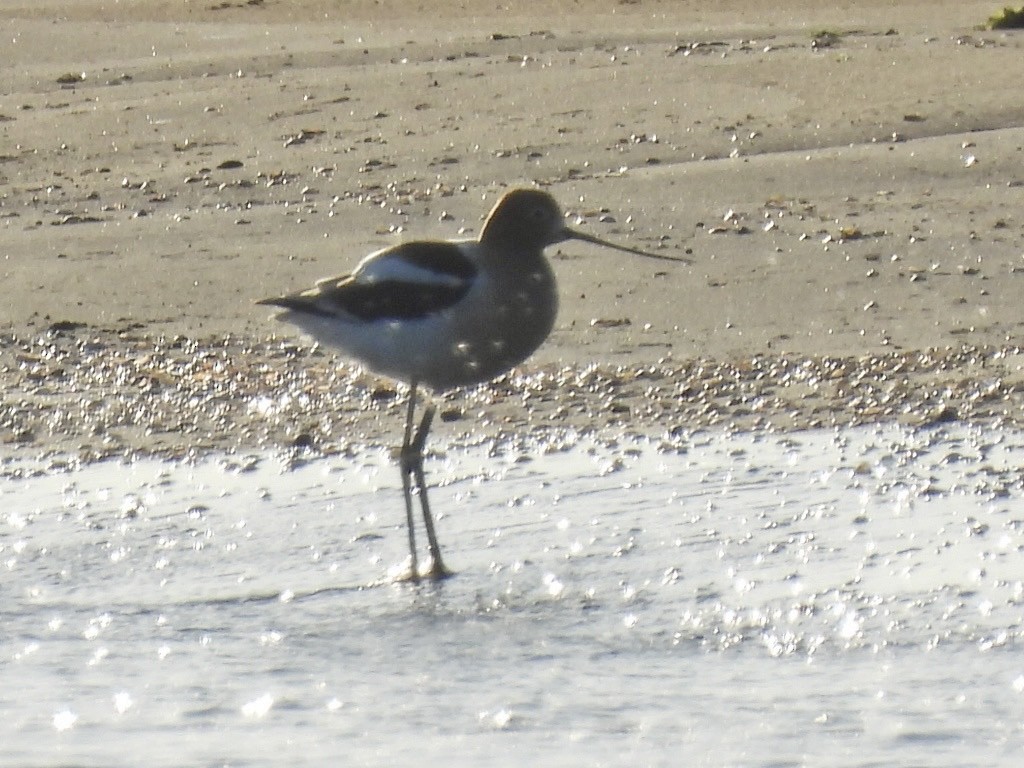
[2, 0, 1024, 459]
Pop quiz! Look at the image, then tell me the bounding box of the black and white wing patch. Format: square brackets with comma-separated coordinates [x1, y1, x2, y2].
[258, 241, 477, 321]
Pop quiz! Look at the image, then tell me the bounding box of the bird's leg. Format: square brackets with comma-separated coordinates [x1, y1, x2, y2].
[408, 404, 452, 579]
[398, 385, 452, 581]
[399, 384, 421, 581]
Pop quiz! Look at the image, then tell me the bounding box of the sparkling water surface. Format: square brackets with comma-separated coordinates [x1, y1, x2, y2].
[3, 423, 1024, 766]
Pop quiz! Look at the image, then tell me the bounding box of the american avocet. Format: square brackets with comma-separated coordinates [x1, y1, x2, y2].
[258, 188, 687, 581]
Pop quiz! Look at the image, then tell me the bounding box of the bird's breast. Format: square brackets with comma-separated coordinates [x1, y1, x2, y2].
[423, 258, 558, 389]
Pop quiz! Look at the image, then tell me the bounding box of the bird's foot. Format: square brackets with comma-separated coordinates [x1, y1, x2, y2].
[423, 558, 455, 581]
[387, 557, 453, 583]
[385, 553, 422, 582]
[390, 558, 454, 583]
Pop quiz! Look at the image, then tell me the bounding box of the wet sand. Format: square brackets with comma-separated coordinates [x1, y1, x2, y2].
[2, 0, 1024, 460]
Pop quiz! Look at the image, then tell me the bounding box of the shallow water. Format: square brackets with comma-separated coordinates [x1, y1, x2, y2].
[3, 423, 1024, 766]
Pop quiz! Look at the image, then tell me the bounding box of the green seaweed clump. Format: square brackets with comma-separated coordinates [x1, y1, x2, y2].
[988, 6, 1024, 29]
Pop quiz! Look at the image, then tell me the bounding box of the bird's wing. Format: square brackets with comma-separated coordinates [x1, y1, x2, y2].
[260, 241, 478, 321]
[348, 240, 477, 287]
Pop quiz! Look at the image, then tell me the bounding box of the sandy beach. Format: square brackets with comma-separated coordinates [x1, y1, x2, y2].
[6, 8, 1024, 762]
[2, 0, 1024, 459]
